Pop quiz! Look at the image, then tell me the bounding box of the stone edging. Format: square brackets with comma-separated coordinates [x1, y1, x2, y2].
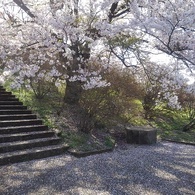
[68, 147, 114, 158]
[162, 139, 195, 146]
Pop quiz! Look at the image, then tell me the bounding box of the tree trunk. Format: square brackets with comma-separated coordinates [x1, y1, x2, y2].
[64, 80, 83, 104]
[63, 40, 90, 104]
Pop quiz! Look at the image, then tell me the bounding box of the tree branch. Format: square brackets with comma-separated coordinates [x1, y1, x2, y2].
[112, 8, 130, 19]
[13, 0, 35, 18]
[108, 2, 130, 23]
[108, 3, 118, 22]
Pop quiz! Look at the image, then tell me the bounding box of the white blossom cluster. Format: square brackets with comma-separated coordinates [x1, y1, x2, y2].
[0, 0, 121, 91]
[0, 0, 194, 98]
[144, 63, 188, 109]
[130, 0, 195, 69]
[69, 66, 110, 90]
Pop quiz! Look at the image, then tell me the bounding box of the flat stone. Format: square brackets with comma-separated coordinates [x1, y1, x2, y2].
[126, 126, 157, 144]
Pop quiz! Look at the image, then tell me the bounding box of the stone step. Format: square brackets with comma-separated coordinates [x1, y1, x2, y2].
[0, 91, 12, 95]
[0, 114, 37, 121]
[0, 144, 69, 166]
[0, 88, 6, 92]
[0, 97, 19, 101]
[0, 101, 23, 105]
[0, 125, 48, 134]
[0, 110, 32, 115]
[0, 137, 61, 153]
[0, 94, 15, 97]
[0, 131, 55, 143]
[0, 119, 42, 127]
[0, 105, 27, 110]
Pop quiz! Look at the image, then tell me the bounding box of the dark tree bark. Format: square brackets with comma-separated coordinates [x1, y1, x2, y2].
[64, 80, 83, 104]
[13, 0, 35, 18]
[63, 40, 91, 104]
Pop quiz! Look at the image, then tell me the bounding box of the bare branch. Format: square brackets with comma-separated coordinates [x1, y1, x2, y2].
[112, 7, 130, 19]
[13, 0, 35, 18]
[108, 3, 118, 22]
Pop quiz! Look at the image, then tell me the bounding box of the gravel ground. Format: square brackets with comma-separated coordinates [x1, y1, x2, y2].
[0, 141, 195, 195]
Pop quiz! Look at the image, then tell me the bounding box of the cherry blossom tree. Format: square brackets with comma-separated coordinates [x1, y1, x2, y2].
[1, 0, 140, 104]
[1, 0, 195, 107]
[130, 0, 195, 70]
[140, 61, 188, 118]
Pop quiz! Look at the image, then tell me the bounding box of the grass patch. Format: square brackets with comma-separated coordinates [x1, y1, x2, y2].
[153, 109, 195, 144]
[159, 129, 195, 144]
[60, 131, 89, 149]
[129, 116, 149, 126]
[11, 88, 64, 128]
[60, 131, 115, 152]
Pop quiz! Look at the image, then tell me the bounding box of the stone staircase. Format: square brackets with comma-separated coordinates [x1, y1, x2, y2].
[0, 86, 68, 166]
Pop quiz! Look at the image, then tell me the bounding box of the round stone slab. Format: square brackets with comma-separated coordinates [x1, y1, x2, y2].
[126, 126, 157, 145]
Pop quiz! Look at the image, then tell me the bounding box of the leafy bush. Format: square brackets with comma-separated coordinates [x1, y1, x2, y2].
[29, 79, 58, 99]
[78, 67, 143, 133]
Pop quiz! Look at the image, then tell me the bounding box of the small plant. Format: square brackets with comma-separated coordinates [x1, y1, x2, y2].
[60, 131, 89, 149]
[104, 136, 115, 148]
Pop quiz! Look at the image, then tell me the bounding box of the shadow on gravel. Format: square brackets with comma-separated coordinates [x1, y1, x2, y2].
[1, 142, 195, 195]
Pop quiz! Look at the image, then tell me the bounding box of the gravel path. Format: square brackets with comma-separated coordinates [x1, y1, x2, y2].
[0, 141, 195, 195]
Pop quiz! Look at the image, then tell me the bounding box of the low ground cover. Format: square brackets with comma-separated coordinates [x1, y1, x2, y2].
[10, 88, 195, 153]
